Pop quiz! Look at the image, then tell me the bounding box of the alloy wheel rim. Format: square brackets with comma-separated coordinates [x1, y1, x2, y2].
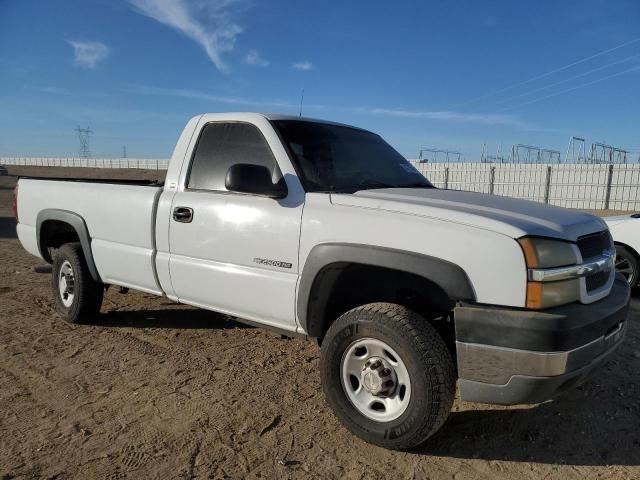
[615, 254, 634, 284]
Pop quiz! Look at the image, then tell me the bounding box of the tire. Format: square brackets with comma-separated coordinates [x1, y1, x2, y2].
[320, 302, 456, 450]
[615, 245, 639, 287]
[51, 242, 104, 323]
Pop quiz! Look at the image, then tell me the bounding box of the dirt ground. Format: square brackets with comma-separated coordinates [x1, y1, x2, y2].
[0, 167, 639, 480]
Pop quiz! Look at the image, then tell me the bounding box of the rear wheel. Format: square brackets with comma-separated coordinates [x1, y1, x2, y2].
[615, 245, 639, 287]
[51, 243, 103, 323]
[320, 302, 456, 450]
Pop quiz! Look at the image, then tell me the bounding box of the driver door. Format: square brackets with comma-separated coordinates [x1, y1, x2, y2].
[168, 120, 304, 332]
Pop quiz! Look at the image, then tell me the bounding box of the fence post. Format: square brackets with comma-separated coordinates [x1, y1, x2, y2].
[443, 167, 449, 189]
[489, 166, 495, 195]
[544, 166, 552, 204]
[604, 164, 614, 210]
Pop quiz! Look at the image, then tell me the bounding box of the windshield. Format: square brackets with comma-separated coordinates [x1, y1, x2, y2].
[272, 120, 433, 193]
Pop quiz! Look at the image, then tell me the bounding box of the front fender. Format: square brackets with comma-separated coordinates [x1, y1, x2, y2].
[297, 243, 476, 337]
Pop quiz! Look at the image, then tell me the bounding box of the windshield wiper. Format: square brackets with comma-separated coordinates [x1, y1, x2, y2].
[329, 181, 433, 194]
[396, 182, 433, 189]
[354, 181, 433, 192]
[328, 181, 394, 193]
[354, 181, 396, 191]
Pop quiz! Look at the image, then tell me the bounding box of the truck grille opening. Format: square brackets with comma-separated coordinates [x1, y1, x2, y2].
[577, 231, 611, 260]
[586, 270, 609, 292]
[578, 231, 613, 295]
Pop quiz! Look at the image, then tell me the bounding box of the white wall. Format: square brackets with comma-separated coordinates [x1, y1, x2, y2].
[0, 157, 169, 169]
[412, 162, 640, 210]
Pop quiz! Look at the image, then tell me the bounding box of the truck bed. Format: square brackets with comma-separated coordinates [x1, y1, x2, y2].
[18, 176, 163, 187]
[16, 177, 163, 295]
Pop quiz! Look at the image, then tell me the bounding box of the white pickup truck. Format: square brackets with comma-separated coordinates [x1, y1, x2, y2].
[15, 113, 630, 450]
[605, 214, 640, 287]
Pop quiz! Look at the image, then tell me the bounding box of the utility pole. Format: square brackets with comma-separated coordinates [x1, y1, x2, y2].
[74, 126, 93, 158]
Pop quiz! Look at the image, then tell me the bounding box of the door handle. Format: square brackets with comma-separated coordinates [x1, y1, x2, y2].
[173, 206, 193, 223]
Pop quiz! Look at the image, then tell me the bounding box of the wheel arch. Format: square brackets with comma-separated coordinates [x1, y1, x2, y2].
[614, 241, 640, 286]
[297, 243, 476, 339]
[614, 240, 640, 260]
[36, 209, 101, 282]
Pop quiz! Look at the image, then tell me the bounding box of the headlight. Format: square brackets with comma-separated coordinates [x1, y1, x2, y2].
[517, 237, 577, 268]
[517, 237, 580, 309]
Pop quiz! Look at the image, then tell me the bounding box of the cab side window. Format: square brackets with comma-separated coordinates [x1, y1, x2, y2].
[187, 122, 280, 191]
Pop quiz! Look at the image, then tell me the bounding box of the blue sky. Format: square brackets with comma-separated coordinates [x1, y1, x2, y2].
[1, 0, 639, 160]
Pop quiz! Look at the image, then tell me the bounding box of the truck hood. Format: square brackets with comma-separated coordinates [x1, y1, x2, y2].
[602, 214, 635, 227]
[331, 188, 606, 241]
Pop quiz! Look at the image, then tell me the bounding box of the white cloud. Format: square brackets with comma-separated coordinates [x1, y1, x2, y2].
[357, 107, 528, 128]
[130, 84, 527, 128]
[68, 41, 109, 68]
[293, 60, 314, 71]
[30, 86, 108, 98]
[130, 84, 295, 109]
[244, 50, 269, 67]
[128, 0, 243, 72]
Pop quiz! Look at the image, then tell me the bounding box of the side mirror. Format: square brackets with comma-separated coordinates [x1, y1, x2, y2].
[225, 163, 287, 199]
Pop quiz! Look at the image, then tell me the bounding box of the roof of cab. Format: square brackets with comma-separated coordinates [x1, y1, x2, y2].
[196, 112, 369, 131]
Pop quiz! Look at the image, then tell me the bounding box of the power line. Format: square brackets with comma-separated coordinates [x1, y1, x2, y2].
[500, 66, 638, 111]
[454, 37, 640, 108]
[495, 53, 639, 106]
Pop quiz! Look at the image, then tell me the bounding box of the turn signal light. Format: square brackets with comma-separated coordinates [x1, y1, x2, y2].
[518, 237, 539, 268]
[12, 185, 18, 222]
[526, 282, 544, 309]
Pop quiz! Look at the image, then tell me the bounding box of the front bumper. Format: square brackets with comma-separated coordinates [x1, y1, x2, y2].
[454, 275, 630, 405]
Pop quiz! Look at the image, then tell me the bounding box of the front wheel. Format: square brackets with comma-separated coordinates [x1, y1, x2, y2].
[51, 242, 104, 323]
[615, 245, 639, 287]
[320, 303, 456, 450]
